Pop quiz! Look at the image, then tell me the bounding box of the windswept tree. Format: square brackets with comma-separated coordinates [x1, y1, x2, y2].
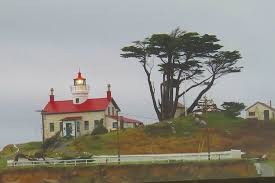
[121, 28, 242, 121]
[221, 102, 246, 117]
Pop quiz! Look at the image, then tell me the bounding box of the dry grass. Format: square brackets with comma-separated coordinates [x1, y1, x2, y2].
[2, 112, 275, 160]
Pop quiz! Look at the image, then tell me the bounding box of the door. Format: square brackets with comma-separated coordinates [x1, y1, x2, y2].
[63, 121, 75, 138]
[264, 110, 269, 121]
[66, 123, 73, 137]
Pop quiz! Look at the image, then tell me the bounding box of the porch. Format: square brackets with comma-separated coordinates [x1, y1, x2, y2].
[61, 116, 82, 138]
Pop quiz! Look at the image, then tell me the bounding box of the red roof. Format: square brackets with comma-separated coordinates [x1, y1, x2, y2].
[108, 115, 144, 125]
[43, 98, 112, 114]
[75, 72, 85, 80]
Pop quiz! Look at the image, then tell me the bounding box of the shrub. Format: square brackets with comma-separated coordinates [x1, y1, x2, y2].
[0, 144, 17, 156]
[221, 102, 246, 118]
[0, 156, 7, 168]
[144, 122, 174, 136]
[60, 154, 77, 160]
[91, 125, 108, 135]
[42, 131, 61, 150]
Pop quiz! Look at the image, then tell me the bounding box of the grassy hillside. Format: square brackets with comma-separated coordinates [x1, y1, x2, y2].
[1, 112, 275, 160]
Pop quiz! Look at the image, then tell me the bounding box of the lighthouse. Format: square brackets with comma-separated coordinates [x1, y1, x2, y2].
[42, 70, 144, 140]
[70, 71, 90, 104]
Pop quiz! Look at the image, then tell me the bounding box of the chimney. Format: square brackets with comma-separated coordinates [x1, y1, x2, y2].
[50, 88, 55, 103]
[270, 100, 272, 107]
[107, 84, 112, 101]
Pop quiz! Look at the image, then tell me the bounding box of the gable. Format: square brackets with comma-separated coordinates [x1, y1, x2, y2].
[105, 99, 121, 115]
[246, 102, 275, 112]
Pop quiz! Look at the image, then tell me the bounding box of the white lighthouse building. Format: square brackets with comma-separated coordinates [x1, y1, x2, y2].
[41, 71, 144, 141]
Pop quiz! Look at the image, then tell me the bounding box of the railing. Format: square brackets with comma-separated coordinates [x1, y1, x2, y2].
[8, 159, 95, 167]
[70, 85, 90, 93]
[7, 149, 244, 167]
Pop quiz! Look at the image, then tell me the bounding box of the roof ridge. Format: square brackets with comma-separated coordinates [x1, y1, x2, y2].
[258, 101, 275, 111]
[246, 101, 275, 111]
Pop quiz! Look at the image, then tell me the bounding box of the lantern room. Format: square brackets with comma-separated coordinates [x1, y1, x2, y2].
[74, 72, 86, 86]
[71, 71, 90, 104]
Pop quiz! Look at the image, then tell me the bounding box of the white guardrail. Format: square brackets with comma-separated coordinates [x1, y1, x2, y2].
[7, 149, 244, 167]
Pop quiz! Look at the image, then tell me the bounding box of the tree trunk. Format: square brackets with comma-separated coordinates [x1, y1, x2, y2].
[187, 76, 215, 113]
[143, 63, 161, 121]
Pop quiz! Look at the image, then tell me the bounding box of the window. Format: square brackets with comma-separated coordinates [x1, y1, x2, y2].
[112, 107, 115, 115]
[113, 122, 118, 128]
[50, 123, 54, 132]
[84, 121, 89, 130]
[76, 98, 79, 103]
[249, 112, 255, 116]
[108, 107, 110, 116]
[59, 122, 63, 132]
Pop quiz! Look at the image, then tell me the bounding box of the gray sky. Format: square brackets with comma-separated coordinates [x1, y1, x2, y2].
[0, 0, 274, 149]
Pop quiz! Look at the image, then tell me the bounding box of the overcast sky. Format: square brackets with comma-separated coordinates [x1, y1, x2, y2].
[0, 0, 274, 149]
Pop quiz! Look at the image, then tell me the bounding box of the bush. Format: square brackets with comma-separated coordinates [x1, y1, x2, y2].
[0, 144, 17, 156]
[144, 122, 174, 136]
[91, 125, 108, 135]
[221, 102, 246, 118]
[60, 154, 77, 160]
[0, 156, 7, 168]
[42, 131, 61, 150]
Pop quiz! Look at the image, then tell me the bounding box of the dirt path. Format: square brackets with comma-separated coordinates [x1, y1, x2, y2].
[13, 144, 19, 153]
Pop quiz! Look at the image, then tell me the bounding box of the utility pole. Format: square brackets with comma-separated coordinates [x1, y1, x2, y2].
[116, 110, 121, 164]
[207, 127, 210, 160]
[35, 110, 45, 144]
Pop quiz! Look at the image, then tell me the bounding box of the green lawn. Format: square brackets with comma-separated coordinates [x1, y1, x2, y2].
[173, 112, 244, 134]
[173, 114, 198, 136]
[18, 141, 42, 154]
[200, 112, 244, 129]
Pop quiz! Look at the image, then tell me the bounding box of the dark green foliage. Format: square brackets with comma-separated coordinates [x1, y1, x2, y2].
[42, 131, 61, 150]
[91, 125, 108, 135]
[144, 122, 174, 136]
[60, 154, 77, 160]
[33, 151, 46, 160]
[221, 102, 246, 117]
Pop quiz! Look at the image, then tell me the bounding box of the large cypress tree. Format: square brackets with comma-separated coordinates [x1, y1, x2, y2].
[121, 28, 242, 121]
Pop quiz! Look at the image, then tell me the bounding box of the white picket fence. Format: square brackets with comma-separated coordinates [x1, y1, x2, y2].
[7, 149, 244, 167]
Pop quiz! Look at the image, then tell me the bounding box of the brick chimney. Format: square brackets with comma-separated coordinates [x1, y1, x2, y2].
[107, 84, 112, 101]
[50, 88, 55, 103]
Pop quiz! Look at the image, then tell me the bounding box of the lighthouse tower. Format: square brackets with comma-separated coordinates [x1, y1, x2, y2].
[70, 71, 90, 104]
